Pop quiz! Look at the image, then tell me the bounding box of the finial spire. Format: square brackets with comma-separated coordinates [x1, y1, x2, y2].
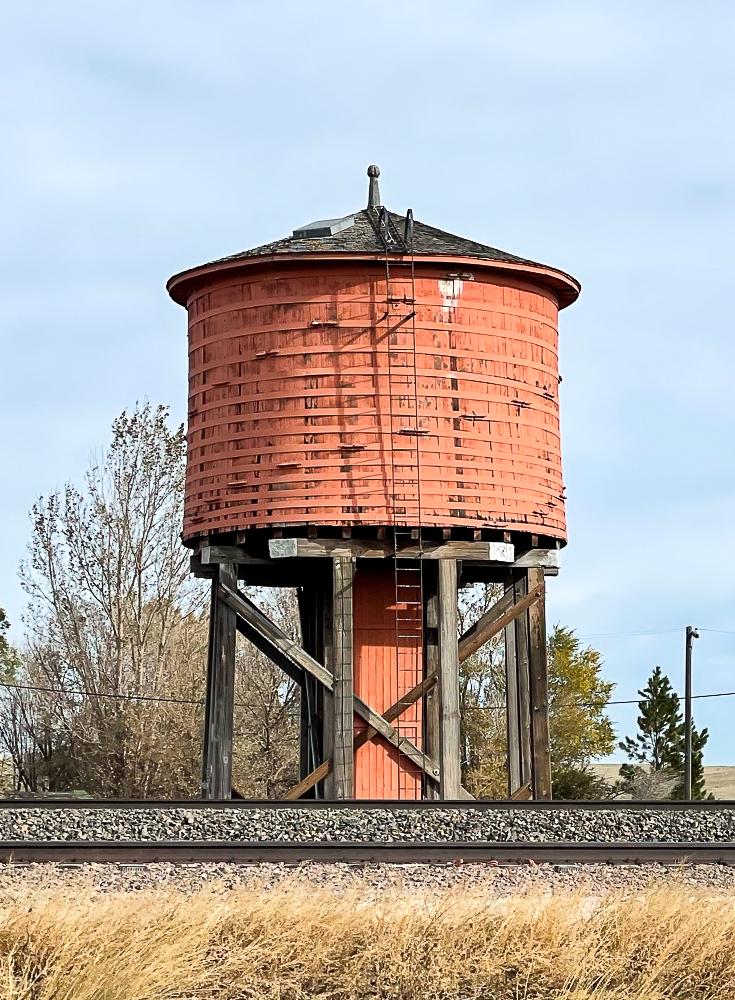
[367, 164, 381, 209]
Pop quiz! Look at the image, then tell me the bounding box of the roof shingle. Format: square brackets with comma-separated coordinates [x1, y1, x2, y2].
[206, 208, 545, 269]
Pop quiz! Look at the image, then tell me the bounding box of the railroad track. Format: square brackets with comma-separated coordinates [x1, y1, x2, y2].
[2, 841, 735, 865]
[2, 798, 734, 809]
[3, 801, 734, 865]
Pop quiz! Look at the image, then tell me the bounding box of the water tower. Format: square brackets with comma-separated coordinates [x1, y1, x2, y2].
[167, 167, 580, 801]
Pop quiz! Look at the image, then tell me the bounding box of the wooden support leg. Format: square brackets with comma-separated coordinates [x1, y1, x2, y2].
[424, 565, 440, 800]
[297, 586, 313, 784]
[202, 562, 237, 800]
[528, 567, 552, 799]
[514, 573, 533, 791]
[321, 576, 335, 798]
[504, 573, 521, 796]
[297, 583, 324, 796]
[332, 557, 354, 799]
[437, 559, 461, 799]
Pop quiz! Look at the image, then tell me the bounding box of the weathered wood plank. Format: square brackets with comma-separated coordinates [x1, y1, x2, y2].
[269, 538, 514, 562]
[320, 578, 335, 799]
[527, 567, 552, 800]
[219, 582, 440, 783]
[270, 538, 388, 559]
[510, 782, 533, 801]
[458, 583, 544, 662]
[514, 573, 533, 790]
[504, 575, 521, 796]
[284, 759, 333, 801]
[285, 672, 439, 800]
[202, 563, 238, 800]
[332, 558, 354, 799]
[514, 548, 561, 569]
[424, 569, 440, 800]
[200, 545, 273, 566]
[460, 588, 515, 662]
[234, 617, 303, 686]
[438, 559, 461, 799]
[220, 583, 334, 689]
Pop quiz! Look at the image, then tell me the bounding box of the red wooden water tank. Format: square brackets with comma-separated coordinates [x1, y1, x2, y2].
[168, 197, 579, 549]
[168, 168, 580, 800]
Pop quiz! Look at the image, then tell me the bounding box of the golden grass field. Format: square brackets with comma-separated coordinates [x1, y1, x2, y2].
[0, 877, 734, 999]
[591, 764, 735, 798]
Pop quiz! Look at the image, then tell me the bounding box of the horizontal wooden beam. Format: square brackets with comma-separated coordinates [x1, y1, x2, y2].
[200, 545, 272, 566]
[284, 672, 439, 800]
[513, 549, 561, 569]
[200, 541, 559, 569]
[458, 583, 545, 663]
[218, 582, 441, 784]
[268, 538, 515, 562]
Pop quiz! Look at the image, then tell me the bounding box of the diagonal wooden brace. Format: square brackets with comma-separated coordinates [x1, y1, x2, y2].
[284, 671, 439, 800]
[218, 583, 444, 787]
[458, 582, 545, 662]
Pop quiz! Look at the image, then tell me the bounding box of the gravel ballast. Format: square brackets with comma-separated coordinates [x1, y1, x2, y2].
[1, 805, 735, 843]
[2, 860, 735, 898]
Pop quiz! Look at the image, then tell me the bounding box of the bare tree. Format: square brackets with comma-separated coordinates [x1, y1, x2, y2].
[232, 588, 300, 798]
[457, 584, 508, 798]
[15, 403, 208, 796]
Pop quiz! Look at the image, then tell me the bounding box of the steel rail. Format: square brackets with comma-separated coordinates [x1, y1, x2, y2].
[1, 798, 734, 811]
[1, 840, 735, 865]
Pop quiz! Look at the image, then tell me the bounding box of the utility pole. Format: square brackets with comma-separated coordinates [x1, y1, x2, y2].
[684, 625, 699, 801]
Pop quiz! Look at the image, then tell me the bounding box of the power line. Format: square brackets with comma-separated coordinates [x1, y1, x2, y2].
[575, 627, 735, 640]
[4, 678, 734, 715]
[576, 628, 681, 639]
[470, 690, 735, 711]
[0, 680, 295, 710]
[0, 680, 203, 706]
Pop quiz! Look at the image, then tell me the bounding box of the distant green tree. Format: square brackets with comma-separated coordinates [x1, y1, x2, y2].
[619, 665, 711, 800]
[547, 626, 616, 799]
[670, 722, 711, 800]
[459, 614, 616, 800]
[619, 666, 682, 774]
[551, 763, 614, 800]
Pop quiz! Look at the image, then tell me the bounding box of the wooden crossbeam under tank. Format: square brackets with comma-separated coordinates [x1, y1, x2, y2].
[196, 539, 561, 568]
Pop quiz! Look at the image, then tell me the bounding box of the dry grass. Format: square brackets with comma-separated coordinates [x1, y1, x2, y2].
[0, 876, 733, 999]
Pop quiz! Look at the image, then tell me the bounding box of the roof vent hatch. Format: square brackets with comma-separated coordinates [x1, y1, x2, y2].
[292, 216, 355, 239]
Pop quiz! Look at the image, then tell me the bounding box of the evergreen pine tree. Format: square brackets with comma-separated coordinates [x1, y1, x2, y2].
[670, 723, 712, 800]
[619, 665, 711, 799]
[619, 666, 682, 776]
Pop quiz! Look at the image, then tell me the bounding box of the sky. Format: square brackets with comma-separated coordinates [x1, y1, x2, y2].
[1, 1, 734, 762]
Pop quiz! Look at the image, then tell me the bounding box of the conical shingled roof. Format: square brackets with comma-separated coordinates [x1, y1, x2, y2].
[167, 166, 580, 307]
[207, 208, 543, 269]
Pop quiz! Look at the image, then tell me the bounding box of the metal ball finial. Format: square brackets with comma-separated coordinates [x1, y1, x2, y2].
[367, 165, 381, 208]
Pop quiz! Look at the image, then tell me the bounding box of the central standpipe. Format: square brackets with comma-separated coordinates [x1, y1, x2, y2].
[168, 165, 579, 801]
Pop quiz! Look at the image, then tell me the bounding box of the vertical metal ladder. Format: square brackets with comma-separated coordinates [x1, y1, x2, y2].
[376, 208, 425, 798]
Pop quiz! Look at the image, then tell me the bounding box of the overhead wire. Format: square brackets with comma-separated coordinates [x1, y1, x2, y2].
[2, 626, 732, 712]
[468, 691, 735, 712]
[4, 679, 735, 714]
[0, 679, 294, 710]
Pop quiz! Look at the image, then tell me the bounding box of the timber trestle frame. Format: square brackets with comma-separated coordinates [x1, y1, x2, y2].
[194, 539, 557, 801]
